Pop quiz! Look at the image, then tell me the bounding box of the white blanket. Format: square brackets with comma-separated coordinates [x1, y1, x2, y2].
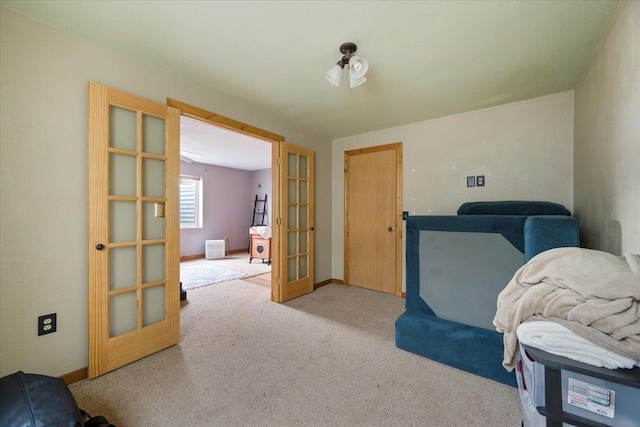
[250, 226, 272, 239]
[494, 247, 640, 371]
[517, 321, 639, 369]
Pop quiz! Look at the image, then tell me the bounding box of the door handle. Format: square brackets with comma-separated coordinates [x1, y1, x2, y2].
[387, 226, 394, 232]
[96, 244, 105, 251]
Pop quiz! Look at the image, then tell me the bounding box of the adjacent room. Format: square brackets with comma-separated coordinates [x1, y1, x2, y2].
[178, 115, 272, 295]
[1, 1, 638, 426]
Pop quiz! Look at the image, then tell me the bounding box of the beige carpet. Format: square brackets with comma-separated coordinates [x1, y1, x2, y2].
[70, 282, 521, 426]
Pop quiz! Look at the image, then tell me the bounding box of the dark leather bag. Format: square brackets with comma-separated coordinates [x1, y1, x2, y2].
[0, 371, 83, 427]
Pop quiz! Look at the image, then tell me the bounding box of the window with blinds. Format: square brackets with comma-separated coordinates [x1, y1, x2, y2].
[180, 175, 202, 228]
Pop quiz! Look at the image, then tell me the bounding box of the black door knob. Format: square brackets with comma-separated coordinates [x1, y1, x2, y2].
[96, 244, 105, 251]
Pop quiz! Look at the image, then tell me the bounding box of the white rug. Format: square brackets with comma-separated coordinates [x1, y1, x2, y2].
[180, 260, 249, 290]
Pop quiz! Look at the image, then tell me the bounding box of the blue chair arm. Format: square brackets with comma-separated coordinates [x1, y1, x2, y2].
[524, 216, 579, 262]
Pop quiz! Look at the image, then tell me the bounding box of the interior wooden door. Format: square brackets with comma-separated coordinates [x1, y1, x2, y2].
[88, 82, 180, 378]
[274, 142, 314, 302]
[345, 143, 402, 296]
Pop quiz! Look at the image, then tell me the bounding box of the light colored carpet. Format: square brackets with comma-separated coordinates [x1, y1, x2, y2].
[181, 253, 271, 290]
[69, 282, 521, 426]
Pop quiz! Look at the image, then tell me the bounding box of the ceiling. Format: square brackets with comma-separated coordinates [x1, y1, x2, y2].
[3, 1, 616, 139]
[180, 116, 271, 171]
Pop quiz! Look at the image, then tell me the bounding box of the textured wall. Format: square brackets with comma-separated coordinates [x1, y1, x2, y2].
[332, 91, 575, 280]
[250, 169, 273, 228]
[179, 162, 254, 257]
[574, 1, 640, 255]
[0, 8, 331, 377]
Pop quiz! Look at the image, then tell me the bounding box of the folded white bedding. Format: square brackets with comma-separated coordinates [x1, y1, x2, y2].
[517, 321, 639, 369]
[249, 226, 272, 239]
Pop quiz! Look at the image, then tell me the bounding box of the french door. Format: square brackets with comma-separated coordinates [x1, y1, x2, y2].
[274, 142, 315, 302]
[88, 82, 180, 378]
[162, 99, 317, 304]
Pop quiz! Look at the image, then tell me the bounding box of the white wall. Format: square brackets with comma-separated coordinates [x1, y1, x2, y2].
[0, 8, 331, 378]
[332, 91, 575, 279]
[180, 162, 254, 257]
[574, 0, 640, 255]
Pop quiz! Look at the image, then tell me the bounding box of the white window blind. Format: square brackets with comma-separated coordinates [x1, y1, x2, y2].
[180, 175, 202, 228]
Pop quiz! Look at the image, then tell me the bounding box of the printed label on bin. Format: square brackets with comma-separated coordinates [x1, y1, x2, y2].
[567, 378, 615, 419]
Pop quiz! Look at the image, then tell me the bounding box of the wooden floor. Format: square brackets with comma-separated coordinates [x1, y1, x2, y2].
[241, 272, 271, 289]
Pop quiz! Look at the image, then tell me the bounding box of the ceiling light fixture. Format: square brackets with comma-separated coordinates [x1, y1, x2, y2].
[325, 42, 369, 88]
[180, 150, 202, 163]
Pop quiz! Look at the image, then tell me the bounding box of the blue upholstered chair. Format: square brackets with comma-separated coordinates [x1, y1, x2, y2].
[395, 201, 579, 386]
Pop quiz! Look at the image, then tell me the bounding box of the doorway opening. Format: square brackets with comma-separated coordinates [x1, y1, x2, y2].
[176, 114, 273, 296]
[168, 98, 316, 304]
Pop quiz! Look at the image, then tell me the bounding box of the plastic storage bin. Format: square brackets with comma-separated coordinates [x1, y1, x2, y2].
[516, 342, 640, 427]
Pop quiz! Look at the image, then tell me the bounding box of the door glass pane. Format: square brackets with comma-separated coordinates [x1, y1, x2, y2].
[109, 201, 136, 243]
[109, 291, 137, 337]
[300, 181, 307, 203]
[109, 153, 137, 196]
[288, 205, 297, 229]
[287, 257, 296, 281]
[109, 106, 136, 151]
[142, 243, 165, 283]
[287, 231, 296, 256]
[109, 246, 137, 290]
[299, 206, 307, 228]
[288, 179, 297, 203]
[142, 114, 165, 156]
[142, 158, 165, 198]
[142, 284, 165, 327]
[300, 255, 308, 278]
[143, 202, 165, 240]
[300, 231, 307, 253]
[288, 153, 297, 177]
[299, 155, 307, 178]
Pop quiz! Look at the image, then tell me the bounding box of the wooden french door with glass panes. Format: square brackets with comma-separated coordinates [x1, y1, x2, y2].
[275, 142, 314, 302]
[88, 82, 180, 378]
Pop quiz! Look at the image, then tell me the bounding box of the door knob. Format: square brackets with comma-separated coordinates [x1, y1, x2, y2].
[387, 226, 394, 232]
[96, 244, 105, 251]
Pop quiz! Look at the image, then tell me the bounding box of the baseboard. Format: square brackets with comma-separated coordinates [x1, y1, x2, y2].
[314, 278, 344, 289]
[226, 247, 249, 255]
[317, 279, 403, 297]
[60, 367, 87, 385]
[181, 248, 248, 261]
[180, 253, 204, 261]
[314, 279, 332, 289]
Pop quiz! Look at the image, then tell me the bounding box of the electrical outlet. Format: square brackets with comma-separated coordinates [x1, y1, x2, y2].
[466, 176, 475, 187]
[38, 313, 56, 336]
[476, 175, 485, 187]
